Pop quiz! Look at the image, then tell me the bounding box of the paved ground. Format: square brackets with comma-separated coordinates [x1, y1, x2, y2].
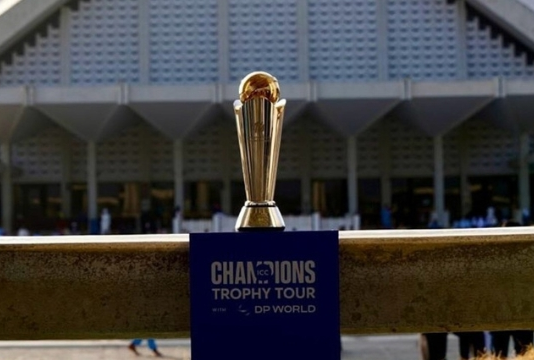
[0, 334, 467, 360]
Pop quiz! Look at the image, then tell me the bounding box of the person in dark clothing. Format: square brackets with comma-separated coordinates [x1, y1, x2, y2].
[491, 330, 533, 359]
[455, 331, 486, 360]
[420, 332, 448, 360]
[490, 220, 534, 359]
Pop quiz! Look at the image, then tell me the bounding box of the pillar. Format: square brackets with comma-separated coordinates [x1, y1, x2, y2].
[312, 181, 325, 213]
[301, 174, 311, 214]
[221, 178, 231, 214]
[173, 139, 184, 210]
[459, 129, 471, 217]
[87, 141, 98, 233]
[196, 181, 210, 214]
[300, 127, 311, 214]
[379, 121, 392, 206]
[347, 135, 358, 215]
[221, 127, 232, 214]
[61, 136, 72, 218]
[519, 132, 530, 215]
[433, 136, 446, 227]
[1, 143, 12, 234]
[140, 126, 151, 183]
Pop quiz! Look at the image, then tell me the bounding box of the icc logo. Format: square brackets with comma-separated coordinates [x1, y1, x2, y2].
[255, 262, 272, 284]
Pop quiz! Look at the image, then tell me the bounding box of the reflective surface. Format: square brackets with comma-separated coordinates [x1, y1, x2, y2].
[234, 72, 286, 230]
[238, 71, 280, 104]
[235, 201, 285, 231]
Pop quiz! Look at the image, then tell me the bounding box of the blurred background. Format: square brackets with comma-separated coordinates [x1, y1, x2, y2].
[0, 0, 533, 236]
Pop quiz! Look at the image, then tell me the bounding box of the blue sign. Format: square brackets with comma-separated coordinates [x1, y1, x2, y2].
[190, 231, 340, 360]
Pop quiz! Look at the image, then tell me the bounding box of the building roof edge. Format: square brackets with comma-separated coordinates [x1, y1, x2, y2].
[466, 0, 534, 52]
[0, 0, 68, 56]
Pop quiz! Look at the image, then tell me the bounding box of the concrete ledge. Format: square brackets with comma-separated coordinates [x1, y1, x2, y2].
[317, 81, 404, 99]
[505, 79, 534, 95]
[130, 84, 217, 103]
[0, 86, 26, 104]
[0, 228, 534, 339]
[34, 85, 120, 104]
[411, 80, 498, 98]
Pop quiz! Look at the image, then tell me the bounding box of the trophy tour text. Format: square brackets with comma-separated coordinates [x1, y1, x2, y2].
[211, 260, 316, 301]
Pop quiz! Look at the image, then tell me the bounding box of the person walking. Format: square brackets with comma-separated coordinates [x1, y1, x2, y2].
[128, 338, 163, 357]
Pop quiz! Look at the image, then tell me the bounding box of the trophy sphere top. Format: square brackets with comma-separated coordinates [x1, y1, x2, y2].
[239, 71, 280, 103]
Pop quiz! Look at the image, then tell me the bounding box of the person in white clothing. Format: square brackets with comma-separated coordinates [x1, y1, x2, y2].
[100, 208, 111, 235]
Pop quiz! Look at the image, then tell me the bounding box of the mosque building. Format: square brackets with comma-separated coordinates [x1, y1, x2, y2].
[0, 0, 533, 233]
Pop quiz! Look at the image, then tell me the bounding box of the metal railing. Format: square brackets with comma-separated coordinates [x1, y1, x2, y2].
[0, 227, 533, 339]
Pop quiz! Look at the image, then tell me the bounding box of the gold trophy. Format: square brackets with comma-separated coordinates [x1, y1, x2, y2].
[234, 71, 286, 231]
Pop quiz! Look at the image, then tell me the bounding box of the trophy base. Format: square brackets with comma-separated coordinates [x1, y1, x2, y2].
[235, 203, 285, 232]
